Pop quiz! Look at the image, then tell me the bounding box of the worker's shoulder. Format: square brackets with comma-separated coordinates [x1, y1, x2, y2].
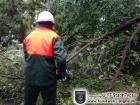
[25, 30, 36, 38]
[23, 30, 34, 42]
[47, 29, 59, 38]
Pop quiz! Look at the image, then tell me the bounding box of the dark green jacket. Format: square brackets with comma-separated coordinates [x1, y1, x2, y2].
[23, 27, 66, 86]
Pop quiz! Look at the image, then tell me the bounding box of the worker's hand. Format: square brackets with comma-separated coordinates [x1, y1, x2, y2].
[56, 74, 67, 82]
[56, 69, 69, 82]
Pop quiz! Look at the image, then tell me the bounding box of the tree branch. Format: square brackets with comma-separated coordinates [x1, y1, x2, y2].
[104, 23, 140, 91]
[0, 73, 24, 79]
[66, 16, 140, 62]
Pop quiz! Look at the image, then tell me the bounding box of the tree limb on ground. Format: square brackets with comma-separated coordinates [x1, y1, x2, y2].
[66, 16, 140, 62]
[0, 73, 24, 79]
[104, 23, 140, 91]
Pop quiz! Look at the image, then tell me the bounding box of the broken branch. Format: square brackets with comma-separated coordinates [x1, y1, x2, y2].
[106, 23, 140, 91]
[66, 16, 140, 62]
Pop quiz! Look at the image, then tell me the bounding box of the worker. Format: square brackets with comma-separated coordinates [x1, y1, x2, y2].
[23, 11, 66, 105]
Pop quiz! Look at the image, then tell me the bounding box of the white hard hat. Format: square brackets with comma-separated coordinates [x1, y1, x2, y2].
[36, 11, 55, 24]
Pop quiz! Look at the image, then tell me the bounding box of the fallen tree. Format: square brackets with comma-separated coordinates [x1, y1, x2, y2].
[0, 16, 140, 91]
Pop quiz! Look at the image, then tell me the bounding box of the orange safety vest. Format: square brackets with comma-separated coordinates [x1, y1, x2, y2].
[23, 27, 59, 57]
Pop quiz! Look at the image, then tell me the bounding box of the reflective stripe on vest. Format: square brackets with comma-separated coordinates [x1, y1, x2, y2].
[23, 27, 59, 56]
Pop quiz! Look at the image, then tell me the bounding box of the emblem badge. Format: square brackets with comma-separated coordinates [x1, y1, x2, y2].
[74, 89, 87, 104]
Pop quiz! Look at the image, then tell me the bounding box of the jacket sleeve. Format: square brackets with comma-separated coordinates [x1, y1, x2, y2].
[53, 37, 66, 76]
[23, 42, 28, 61]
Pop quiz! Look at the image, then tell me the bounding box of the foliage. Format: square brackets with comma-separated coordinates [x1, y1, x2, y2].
[48, 0, 140, 75]
[0, 0, 140, 104]
[0, 41, 24, 104]
[0, 0, 48, 45]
